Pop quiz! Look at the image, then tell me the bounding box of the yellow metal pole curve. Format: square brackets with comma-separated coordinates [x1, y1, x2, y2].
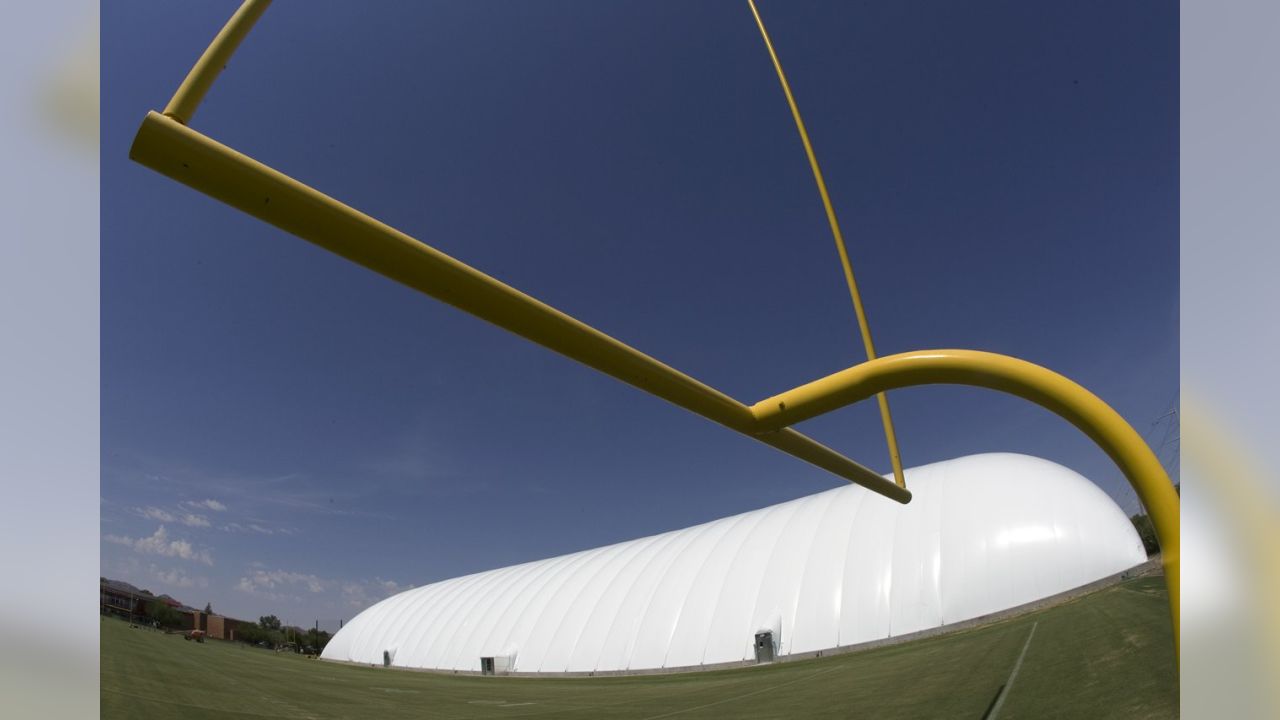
[751, 349, 1180, 656]
[163, 0, 273, 125]
[747, 0, 907, 490]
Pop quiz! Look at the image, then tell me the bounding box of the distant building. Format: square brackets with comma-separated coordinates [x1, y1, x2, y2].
[186, 610, 248, 641]
[99, 578, 158, 620]
[100, 577, 247, 639]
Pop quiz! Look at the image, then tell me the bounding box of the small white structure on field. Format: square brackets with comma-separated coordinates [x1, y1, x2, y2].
[321, 453, 1145, 674]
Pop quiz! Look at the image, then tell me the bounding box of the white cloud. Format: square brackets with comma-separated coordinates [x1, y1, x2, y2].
[235, 568, 411, 609]
[138, 506, 176, 523]
[236, 563, 327, 597]
[220, 521, 295, 536]
[104, 525, 213, 565]
[184, 499, 227, 512]
[136, 506, 210, 528]
[340, 577, 413, 609]
[181, 513, 211, 528]
[150, 564, 208, 589]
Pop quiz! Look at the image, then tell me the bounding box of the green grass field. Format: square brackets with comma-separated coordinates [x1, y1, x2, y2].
[101, 577, 1176, 719]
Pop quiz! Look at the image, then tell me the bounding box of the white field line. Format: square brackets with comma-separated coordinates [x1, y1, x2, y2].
[986, 621, 1039, 720]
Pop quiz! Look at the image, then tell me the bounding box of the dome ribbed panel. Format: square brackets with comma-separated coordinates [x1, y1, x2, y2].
[747, 491, 834, 656]
[522, 543, 624, 672]
[662, 507, 767, 668]
[466, 555, 570, 665]
[564, 531, 671, 671]
[626, 516, 730, 669]
[838, 478, 895, 645]
[407, 566, 497, 669]
[500, 548, 601, 671]
[698, 495, 805, 664]
[613, 523, 707, 670]
[550, 535, 663, 672]
[436, 561, 531, 669]
[790, 485, 862, 654]
[889, 463, 944, 637]
[589, 527, 689, 671]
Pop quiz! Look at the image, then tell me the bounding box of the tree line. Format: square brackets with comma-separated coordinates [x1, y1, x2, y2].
[141, 605, 332, 652]
[234, 614, 332, 652]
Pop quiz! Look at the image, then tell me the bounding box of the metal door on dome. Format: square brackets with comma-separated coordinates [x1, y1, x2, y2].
[754, 632, 774, 663]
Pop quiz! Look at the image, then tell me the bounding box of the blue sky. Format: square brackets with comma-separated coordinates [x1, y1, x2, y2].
[102, 1, 1177, 627]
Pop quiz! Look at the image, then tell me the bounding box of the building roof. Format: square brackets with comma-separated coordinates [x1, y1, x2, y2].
[100, 578, 156, 600]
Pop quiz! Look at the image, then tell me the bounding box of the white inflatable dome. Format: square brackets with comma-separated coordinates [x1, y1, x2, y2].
[321, 453, 1145, 673]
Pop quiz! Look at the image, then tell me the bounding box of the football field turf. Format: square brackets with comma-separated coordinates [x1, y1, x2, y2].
[101, 576, 1176, 719]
